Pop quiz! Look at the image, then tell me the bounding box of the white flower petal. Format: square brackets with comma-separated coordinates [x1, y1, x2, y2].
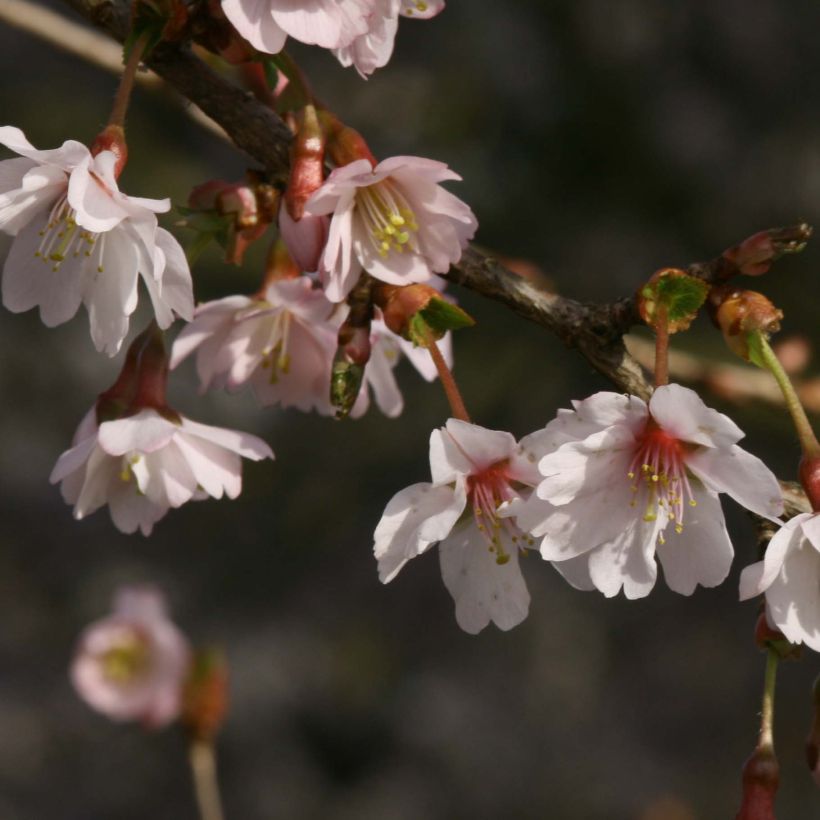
[98, 411, 179, 456]
[179, 418, 274, 461]
[685, 444, 783, 520]
[550, 552, 596, 592]
[650, 383, 744, 448]
[439, 525, 530, 634]
[374, 481, 464, 583]
[656, 485, 734, 595]
[739, 515, 808, 600]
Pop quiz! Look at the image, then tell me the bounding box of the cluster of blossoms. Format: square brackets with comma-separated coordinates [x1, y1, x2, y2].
[375, 385, 792, 634]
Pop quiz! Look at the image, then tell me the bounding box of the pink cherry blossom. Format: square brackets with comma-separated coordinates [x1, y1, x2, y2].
[220, 0, 374, 55]
[350, 317, 452, 418]
[374, 419, 544, 634]
[171, 276, 338, 414]
[740, 513, 820, 651]
[71, 586, 191, 727]
[334, 0, 445, 78]
[50, 407, 274, 536]
[304, 155, 477, 302]
[0, 126, 194, 355]
[513, 385, 783, 599]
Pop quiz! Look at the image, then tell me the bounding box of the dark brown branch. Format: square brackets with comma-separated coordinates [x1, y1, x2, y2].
[55, 0, 809, 401]
[63, 0, 293, 182]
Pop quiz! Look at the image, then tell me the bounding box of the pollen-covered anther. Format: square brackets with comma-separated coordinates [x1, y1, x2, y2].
[358, 181, 419, 258]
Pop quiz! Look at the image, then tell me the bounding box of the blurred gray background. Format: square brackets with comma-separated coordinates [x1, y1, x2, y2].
[1, 1, 820, 817]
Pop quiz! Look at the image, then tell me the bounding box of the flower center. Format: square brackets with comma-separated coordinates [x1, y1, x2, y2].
[34, 194, 101, 273]
[99, 630, 151, 685]
[258, 306, 293, 383]
[627, 423, 696, 537]
[467, 461, 532, 564]
[357, 180, 419, 258]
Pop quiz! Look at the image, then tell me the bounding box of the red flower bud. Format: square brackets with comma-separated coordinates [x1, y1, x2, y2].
[736, 747, 779, 820]
[710, 286, 783, 361]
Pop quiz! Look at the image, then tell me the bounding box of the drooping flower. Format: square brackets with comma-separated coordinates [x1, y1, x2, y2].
[220, 0, 375, 56]
[350, 317, 452, 418]
[333, 0, 446, 78]
[514, 385, 783, 599]
[304, 155, 477, 302]
[71, 586, 191, 727]
[740, 513, 820, 651]
[0, 126, 194, 355]
[374, 419, 543, 634]
[171, 276, 338, 414]
[50, 407, 274, 536]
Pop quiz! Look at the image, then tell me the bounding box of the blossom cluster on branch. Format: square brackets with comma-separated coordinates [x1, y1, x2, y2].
[3, 0, 820, 816]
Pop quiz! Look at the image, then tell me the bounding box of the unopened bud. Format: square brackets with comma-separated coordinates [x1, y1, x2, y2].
[710, 286, 783, 361]
[736, 747, 779, 820]
[374, 283, 475, 342]
[89, 124, 128, 178]
[722, 224, 812, 278]
[181, 649, 228, 743]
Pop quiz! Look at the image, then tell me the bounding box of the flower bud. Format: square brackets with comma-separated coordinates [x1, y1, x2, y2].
[722, 224, 812, 278]
[181, 649, 228, 743]
[736, 747, 779, 820]
[710, 286, 783, 361]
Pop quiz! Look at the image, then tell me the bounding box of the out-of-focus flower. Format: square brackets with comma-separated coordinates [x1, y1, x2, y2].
[332, 0, 442, 77]
[220, 0, 374, 55]
[171, 276, 338, 414]
[50, 407, 273, 535]
[0, 126, 193, 355]
[740, 513, 820, 651]
[374, 419, 542, 634]
[71, 586, 191, 727]
[514, 385, 783, 599]
[305, 155, 476, 302]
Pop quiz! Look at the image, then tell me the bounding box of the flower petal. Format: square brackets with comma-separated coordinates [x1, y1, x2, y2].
[656, 485, 734, 595]
[98, 411, 179, 456]
[438, 524, 530, 634]
[650, 383, 744, 448]
[684, 444, 783, 520]
[739, 515, 809, 600]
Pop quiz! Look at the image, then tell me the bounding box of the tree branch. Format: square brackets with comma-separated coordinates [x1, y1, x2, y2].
[53, 0, 810, 401]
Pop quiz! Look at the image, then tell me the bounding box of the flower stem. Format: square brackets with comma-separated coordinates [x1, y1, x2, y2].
[654, 304, 669, 387]
[108, 31, 150, 129]
[188, 739, 225, 820]
[420, 324, 470, 422]
[756, 333, 820, 458]
[760, 648, 779, 753]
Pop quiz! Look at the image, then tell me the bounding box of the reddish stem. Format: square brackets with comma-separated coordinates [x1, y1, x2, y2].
[654, 304, 670, 387]
[108, 31, 150, 129]
[421, 325, 470, 423]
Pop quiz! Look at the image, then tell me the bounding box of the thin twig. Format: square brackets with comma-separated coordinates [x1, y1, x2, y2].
[188, 740, 225, 820]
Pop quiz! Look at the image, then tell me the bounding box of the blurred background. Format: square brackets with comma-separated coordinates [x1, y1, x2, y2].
[1, 1, 820, 817]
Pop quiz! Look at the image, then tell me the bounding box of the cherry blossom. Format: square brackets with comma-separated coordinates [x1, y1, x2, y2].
[304, 155, 477, 301]
[513, 385, 783, 599]
[171, 276, 338, 414]
[0, 126, 194, 355]
[220, 0, 374, 56]
[50, 407, 274, 536]
[71, 586, 191, 727]
[334, 0, 446, 78]
[350, 317, 451, 418]
[374, 419, 543, 634]
[740, 513, 820, 651]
